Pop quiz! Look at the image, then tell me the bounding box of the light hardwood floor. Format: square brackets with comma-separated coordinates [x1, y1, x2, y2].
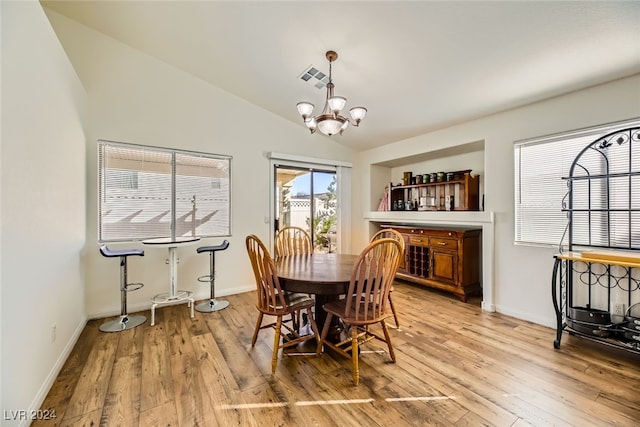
[34, 282, 640, 426]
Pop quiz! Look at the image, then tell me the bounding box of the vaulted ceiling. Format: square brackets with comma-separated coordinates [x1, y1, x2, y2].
[41, 1, 640, 151]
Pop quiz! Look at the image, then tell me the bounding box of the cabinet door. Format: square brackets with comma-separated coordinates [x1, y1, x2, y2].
[431, 249, 458, 285]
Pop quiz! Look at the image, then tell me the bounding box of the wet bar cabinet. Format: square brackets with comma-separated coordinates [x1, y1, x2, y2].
[381, 224, 481, 302]
[552, 126, 640, 354]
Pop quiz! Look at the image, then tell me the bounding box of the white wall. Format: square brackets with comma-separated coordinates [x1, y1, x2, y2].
[355, 74, 640, 327]
[43, 10, 356, 319]
[1, 1, 87, 424]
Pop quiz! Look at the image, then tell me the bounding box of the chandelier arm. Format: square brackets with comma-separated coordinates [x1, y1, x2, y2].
[321, 85, 331, 116]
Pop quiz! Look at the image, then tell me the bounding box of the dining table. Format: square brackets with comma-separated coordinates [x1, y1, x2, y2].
[274, 253, 358, 335]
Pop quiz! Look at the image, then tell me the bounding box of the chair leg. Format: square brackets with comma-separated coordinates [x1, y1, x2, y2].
[252, 312, 263, 347]
[351, 326, 360, 385]
[272, 316, 282, 373]
[388, 292, 400, 328]
[381, 320, 396, 362]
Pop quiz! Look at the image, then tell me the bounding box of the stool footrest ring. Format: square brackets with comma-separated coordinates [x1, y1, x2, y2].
[152, 290, 192, 304]
[124, 283, 144, 292]
[197, 275, 214, 283]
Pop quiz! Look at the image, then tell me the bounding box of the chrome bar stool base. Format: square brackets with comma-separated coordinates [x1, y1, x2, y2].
[100, 314, 147, 332]
[195, 298, 229, 313]
[196, 240, 230, 314]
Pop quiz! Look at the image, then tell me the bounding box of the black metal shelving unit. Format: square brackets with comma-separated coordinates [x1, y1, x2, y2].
[552, 126, 640, 354]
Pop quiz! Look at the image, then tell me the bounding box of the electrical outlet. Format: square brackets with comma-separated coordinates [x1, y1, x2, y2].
[613, 303, 626, 317]
[51, 323, 56, 343]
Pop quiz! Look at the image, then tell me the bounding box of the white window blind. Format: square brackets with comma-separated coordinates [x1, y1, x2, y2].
[514, 118, 640, 247]
[98, 140, 231, 242]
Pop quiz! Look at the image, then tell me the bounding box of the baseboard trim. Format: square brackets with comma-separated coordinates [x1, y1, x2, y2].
[87, 284, 254, 320]
[23, 316, 87, 427]
[494, 304, 556, 329]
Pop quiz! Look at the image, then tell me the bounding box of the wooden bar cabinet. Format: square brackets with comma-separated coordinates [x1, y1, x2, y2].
[381, 224, 482, 302]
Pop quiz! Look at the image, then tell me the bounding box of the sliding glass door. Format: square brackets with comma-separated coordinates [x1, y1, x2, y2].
[274, 165, 337, 253]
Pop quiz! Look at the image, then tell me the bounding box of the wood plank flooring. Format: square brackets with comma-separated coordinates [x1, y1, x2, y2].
[34, 282, 640, 426]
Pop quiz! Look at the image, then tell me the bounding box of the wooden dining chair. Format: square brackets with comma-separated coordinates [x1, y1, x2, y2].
[370, 228, 405, 328]
[316, 238, 403, 385]
[245, 234, 320, 373]
[274, 226, 315, 328]
[274, 226, 313, 257]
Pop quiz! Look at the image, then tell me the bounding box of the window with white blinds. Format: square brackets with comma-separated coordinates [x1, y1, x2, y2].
[98, 140, 231, 242]
[514, 118, 640, 247]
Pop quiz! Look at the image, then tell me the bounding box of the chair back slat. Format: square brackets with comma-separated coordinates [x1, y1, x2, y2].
[246, 235, 288, 314]
[274, 226, 313, 257]
[370, 228, 405, 253]
[343, 238, 402, 322]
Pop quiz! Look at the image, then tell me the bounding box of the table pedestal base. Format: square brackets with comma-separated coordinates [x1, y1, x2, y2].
[314, 295, 345, 342]
[150, 290, 195, 326]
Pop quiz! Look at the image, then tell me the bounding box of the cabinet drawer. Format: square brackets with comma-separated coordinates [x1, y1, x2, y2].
[429, 237, 458, 250]
[408, 235, 429, 246]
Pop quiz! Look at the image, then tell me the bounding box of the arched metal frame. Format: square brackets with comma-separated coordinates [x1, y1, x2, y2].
[553, 127, 640, 353]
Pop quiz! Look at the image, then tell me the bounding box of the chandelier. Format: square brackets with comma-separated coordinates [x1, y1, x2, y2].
[296, 50, 367, 136]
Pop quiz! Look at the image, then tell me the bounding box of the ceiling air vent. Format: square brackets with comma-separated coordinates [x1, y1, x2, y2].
[299, 65, 330, 89]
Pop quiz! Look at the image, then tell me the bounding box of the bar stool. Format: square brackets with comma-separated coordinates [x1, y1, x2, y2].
[98, 245, 146, 332]
[195, 240, 230, 313]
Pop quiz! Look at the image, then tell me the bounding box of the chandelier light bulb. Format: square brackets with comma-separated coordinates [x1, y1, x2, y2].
[296, 102, 314, 120]
[328, 96, 347, 116]
[317, 116, 344, 136]
[339, 120, 350, 135]
[305, 117, 317, 134]
[349, 107, 367, 124]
